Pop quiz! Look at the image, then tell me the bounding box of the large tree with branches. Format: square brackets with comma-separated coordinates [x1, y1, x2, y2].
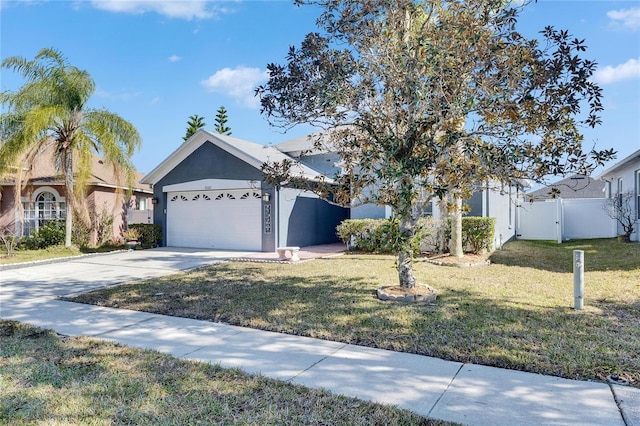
[257, 0, 615, 289]
[1, 48, 141, 247]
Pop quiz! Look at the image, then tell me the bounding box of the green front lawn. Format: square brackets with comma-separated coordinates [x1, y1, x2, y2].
[70, 238, 640, 386]
[0, 245, 123, 265]
[1, 321, 446, 425]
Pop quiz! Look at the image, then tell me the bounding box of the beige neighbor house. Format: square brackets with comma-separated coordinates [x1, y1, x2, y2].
[0, 144, 153, 245]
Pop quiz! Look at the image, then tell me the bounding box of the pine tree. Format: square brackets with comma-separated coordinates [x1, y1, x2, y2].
[214, 106, 232, 135]
[183, 114, 205, 141]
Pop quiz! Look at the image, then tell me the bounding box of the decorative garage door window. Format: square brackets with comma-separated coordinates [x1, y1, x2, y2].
[170, 192, 260, 202]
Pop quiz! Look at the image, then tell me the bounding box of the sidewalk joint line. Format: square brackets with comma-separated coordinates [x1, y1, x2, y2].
[428, 362, 465, 417]
[286, 343, 349, 382]
[91, 316, 156, 337]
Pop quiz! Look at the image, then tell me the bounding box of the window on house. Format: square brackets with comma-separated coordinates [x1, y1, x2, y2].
[135, 197, 147, 210]
[617, 178, 623, 209]
[23, 191, 66, 236]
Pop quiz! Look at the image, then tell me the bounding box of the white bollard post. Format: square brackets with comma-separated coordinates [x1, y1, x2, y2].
[573, 250, 584, 310]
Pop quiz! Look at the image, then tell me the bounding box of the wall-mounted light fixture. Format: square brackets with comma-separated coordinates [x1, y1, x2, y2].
[151, 197, 159, 204]
[262, 193, 271, 203]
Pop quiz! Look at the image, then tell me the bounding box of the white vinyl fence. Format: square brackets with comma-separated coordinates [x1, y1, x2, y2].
[516, 198, 616, 242]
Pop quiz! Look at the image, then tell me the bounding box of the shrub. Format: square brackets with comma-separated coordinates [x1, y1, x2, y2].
[129, 224, 162, 249]
[462, 217, 496, 254]
[0, 228, 19, 256]
[337, 216, 495, 255]
[19, 220, 67, 249]
[337, 218, 427, 254]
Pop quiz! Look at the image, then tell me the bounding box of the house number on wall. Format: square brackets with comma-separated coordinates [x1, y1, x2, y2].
[264, 204, 272, 234]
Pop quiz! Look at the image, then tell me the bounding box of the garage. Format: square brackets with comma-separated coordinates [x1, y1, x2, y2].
[166, 189, 262, 250]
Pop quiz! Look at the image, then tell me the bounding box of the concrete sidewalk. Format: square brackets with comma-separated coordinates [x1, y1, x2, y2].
[1, 248, 638, 426]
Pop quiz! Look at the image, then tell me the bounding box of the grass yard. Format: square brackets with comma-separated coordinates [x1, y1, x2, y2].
[0, 321, 446, 425]
[0, 245, 121, 265]
[70, 238, 640, 386]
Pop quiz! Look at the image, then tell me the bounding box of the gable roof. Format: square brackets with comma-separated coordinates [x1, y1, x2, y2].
[596, 149, 640, 179]
[141, 129, 330, 185]
[527, 175, 606, 200]
[1, 143, 151, 193]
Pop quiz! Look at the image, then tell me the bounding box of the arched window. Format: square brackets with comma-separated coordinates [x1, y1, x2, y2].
[23, 189, 66, 236]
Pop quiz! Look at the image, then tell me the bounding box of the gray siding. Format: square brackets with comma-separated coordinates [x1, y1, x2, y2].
[285, 196, 349, 247]
[152, 141, 269, 248]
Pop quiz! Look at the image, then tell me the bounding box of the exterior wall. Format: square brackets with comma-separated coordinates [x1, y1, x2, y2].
[0, 186, 18, 233]
[152, 141, 268, 248]
[485, 186, 517, 248]
[601, 160, 640, 241]
[296, 152, 341, 176]
[277, 188, 349, 247]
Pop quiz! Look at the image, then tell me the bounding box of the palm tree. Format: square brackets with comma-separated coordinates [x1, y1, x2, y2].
[0, 48, 142, 247]
[183, 114, 206, 141]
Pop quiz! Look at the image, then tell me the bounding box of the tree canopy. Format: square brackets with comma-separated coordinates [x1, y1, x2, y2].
[257, 0, 615, 288]
[214, 106, 232, 135]
[183, 114, 206, 141]
[0, 48, 141, 247]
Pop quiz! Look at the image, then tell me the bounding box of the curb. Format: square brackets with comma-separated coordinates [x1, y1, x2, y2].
[0, 250, 128, 272]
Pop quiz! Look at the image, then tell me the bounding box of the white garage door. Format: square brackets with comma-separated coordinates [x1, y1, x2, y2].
[167, 190, 262, 250]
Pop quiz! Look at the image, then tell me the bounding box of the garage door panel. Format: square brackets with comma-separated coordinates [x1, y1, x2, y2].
[167, 190, 261, 250]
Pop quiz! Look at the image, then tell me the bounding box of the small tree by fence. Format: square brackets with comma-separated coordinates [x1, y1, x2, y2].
[603, 191, 636, 242]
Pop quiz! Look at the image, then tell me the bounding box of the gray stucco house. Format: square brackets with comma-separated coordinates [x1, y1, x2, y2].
[141, 129, 348, 251]
[142, 129, 524, 251]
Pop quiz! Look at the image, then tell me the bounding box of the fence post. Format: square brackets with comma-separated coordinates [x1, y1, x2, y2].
[573, 250, 584, 310]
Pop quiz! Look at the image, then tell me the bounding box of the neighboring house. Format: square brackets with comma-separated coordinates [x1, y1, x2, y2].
[140, 130, 348, 251]
[526, 175, 606, 200]
[597, 149, 640, 242]
[0, 144, 153, 243]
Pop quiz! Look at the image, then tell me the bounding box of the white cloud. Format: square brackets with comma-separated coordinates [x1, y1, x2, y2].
[201, 66, 268, 109]
[168, 55, 181, 62]
[593, 58, 640, 85]
[607, 7, 640, 31]
[89, 0, 218, 20]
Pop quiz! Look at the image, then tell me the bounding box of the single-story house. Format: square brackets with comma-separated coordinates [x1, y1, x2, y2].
[142, 129, 523, 251]
[140, 130, 349, 251]
[0, 143, 153, 243]
[597, 148, 640, 241]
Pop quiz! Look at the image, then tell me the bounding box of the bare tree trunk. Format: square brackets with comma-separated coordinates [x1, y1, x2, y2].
[397, 206, 418, 289]
[450, 194, 463, 257]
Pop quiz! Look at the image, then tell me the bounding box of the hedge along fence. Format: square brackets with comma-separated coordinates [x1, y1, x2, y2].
[336, 216, 495, 255]
[128, 224, 162, 249]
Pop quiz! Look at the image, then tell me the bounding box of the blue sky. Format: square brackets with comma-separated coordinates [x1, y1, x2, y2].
[1, 0, 639, 176]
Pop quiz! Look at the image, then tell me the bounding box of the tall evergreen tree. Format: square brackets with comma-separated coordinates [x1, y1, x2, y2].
[183, 114, 206, 141]
[0, 48, 141, 247]
[214, 106, 232, 135]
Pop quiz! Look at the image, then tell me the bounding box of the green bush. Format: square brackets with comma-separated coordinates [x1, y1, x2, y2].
[337, 216, 495, 255]
[336, 218, 427, 254]
[462, 217, 495, 254]
[38, 220, 66, 247]
[129, 224, 162, 249]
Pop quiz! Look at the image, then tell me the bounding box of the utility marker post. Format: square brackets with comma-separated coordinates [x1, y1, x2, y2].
[573, 250, 584, 310]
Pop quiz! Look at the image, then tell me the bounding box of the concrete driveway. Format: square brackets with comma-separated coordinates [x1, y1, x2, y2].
[1, 247, 250, 303]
